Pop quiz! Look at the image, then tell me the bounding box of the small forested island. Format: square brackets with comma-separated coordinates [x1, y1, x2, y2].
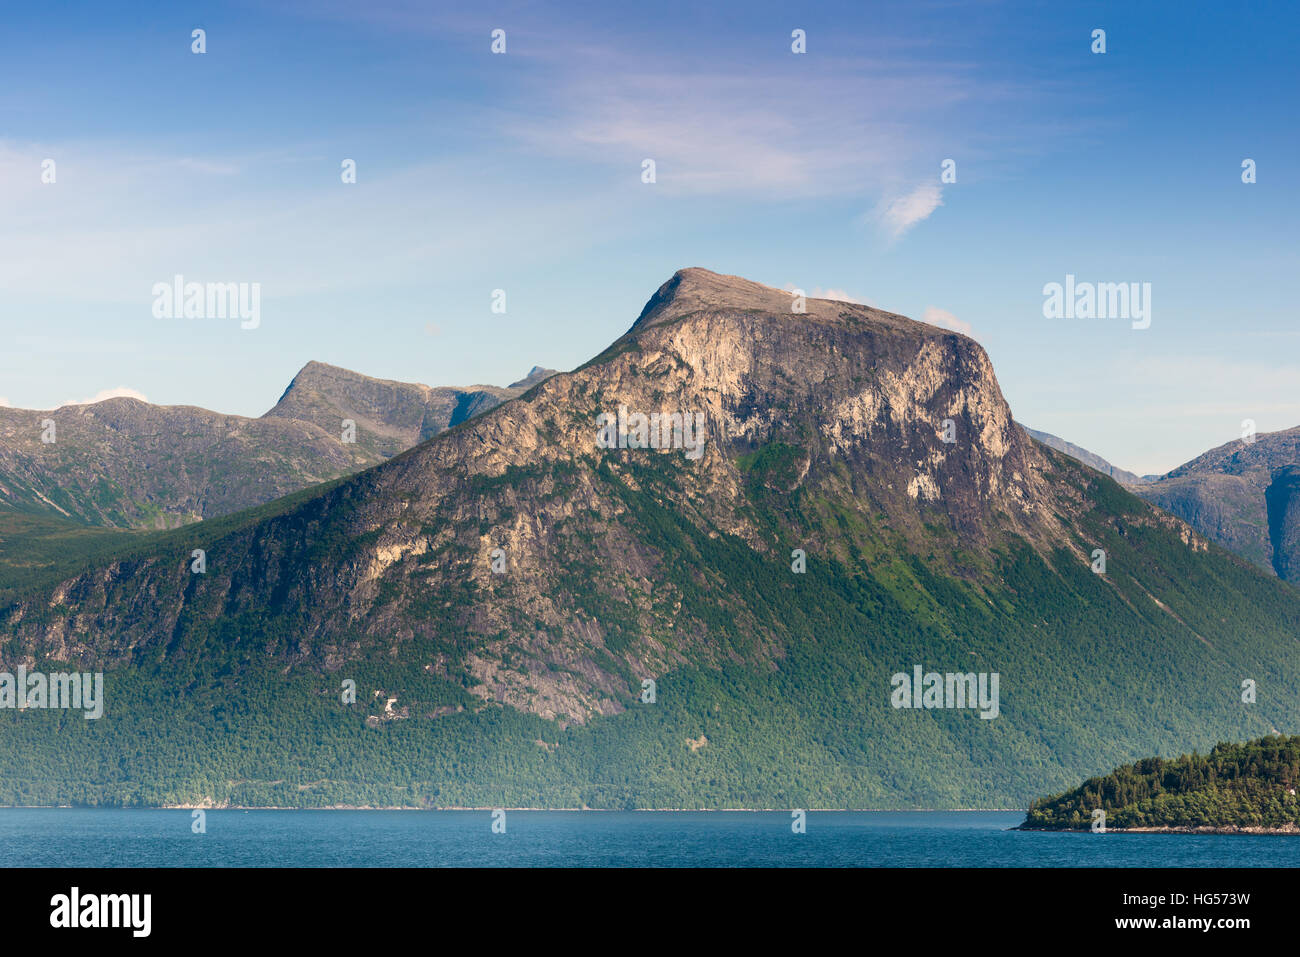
[1020, 735, 1300, 833]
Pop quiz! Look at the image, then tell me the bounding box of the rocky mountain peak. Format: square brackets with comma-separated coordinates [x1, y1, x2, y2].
[629, 267, 926, 338]
[632, 268, 798, 330]
[391, 268, 1054, 561]
[508, 366, 558, 390]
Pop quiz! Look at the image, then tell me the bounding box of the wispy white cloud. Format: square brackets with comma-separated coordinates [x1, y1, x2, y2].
[922, 305, 971, 335]
[59, 387, 149, 408]
[782, 283, 876, 306]
[876, 184, 944, 240]
[284, 0, 1003, 197]
[0, 140, 619, 304]
[506, 39, 987, 199]
[816, 288, 865, 304]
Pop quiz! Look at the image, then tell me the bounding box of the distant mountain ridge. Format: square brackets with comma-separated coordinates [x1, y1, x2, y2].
[1020, 423, 1300, 585]
[0, 362, 555, 530]
[1131, 426, 1300, 583]
[265, 361, 556, 460]
[1020, 426, 1150, 486]
[509, 366, 555, 390]
[0, 396, 369, 529]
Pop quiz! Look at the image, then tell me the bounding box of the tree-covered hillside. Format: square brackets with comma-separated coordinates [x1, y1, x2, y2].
[1022, 736, 1300, 830]
[2, 448, 1298, 809]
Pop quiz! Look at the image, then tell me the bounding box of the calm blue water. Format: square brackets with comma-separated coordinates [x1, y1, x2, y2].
[1, 809, 1297, 867]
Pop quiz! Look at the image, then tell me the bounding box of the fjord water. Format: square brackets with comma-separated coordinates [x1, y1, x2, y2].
[1, 810, 1297, 867]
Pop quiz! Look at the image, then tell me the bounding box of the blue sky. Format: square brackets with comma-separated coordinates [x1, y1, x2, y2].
[1, 0, 1296, 474]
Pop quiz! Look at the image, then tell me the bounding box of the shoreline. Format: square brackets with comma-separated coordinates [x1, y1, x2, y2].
[11, 806, 1296, 832]
[1017, 824, 1300, 835]
[0, 805, 1029, 813]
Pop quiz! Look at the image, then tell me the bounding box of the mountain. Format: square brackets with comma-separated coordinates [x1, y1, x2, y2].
[509, 366, 556, 390]
[1021, 735, 1300, 832]
[1131, 427, 1300, 582]
[0, 363, 555, 529]
[1020, 424, 1300, 585]
[0, 397, 372, 529]
[3, 268, 1300, 810]
[264, 361, 556, 460]
[1019, 426, 1149, 485]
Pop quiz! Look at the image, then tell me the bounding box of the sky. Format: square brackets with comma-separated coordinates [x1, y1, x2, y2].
[1, 0, 1296, 475]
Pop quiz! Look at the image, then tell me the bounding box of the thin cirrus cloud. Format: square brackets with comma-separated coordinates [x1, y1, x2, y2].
[506, 41, 989, 200]
[0, 139, 622, 304]
[300, 0, 1052, 216]
[298, 2, 996, 201]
